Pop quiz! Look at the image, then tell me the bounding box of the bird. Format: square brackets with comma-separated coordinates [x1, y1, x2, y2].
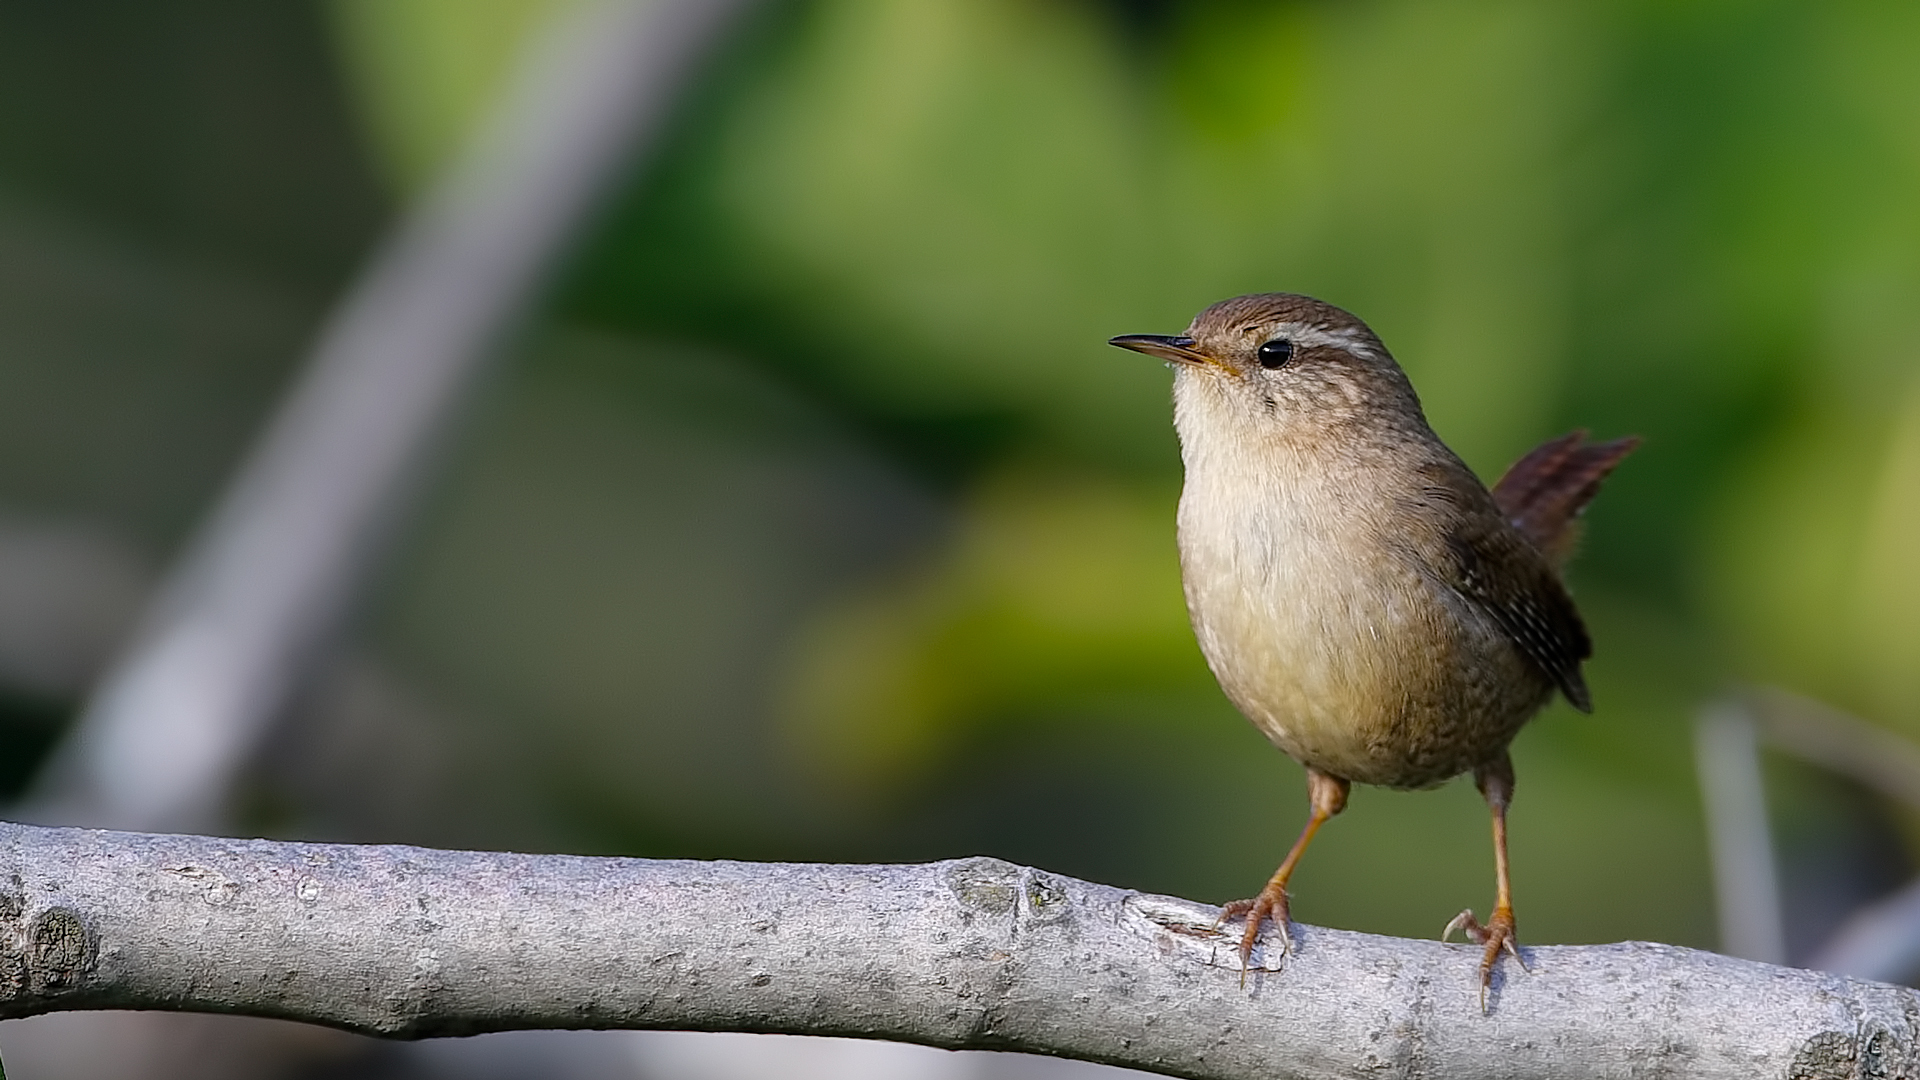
[1109, 293, 1635, 1005]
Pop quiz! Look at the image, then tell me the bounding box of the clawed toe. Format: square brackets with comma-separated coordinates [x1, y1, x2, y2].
[1442, 907, 1481, 944]
[1442, 905, 1525, 1012]
[1214, 897, 1257, 924]
[1217, 887, 1293, 984]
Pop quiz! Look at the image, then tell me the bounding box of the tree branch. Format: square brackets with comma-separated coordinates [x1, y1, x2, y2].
[0, 822, 1903, 1079]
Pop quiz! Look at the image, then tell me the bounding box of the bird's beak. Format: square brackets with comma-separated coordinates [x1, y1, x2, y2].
[1107, 334, 1211, 366]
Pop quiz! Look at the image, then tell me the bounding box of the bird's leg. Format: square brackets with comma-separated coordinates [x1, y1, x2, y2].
[1219, 767, 1349, 979]
[1442, 752, 1527, 1010]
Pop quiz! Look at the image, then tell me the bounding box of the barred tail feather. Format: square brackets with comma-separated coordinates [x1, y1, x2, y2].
[1492, 431, 1640, 568]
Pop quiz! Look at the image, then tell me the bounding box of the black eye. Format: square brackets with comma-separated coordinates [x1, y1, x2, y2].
[1257, 339, 1294, 369]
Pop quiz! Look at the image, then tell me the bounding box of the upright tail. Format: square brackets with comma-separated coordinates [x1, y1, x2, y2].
[1492, 430, 1640, 568]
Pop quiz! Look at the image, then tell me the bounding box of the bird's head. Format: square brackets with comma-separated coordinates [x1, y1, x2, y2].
[1110, 293, 1426, 441]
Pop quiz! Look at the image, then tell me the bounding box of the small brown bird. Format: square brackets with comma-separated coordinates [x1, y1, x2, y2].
[1110, 293, 1634, 1003]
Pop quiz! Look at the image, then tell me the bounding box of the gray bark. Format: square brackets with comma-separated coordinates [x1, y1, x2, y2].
[0, 822, 1903, 1080]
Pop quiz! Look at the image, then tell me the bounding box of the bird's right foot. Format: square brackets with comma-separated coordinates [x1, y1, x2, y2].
[1443, 904, 1526, 1013]
[1216, 883, 1293, 982]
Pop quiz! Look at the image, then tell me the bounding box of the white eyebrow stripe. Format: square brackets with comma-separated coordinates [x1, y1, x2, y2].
[1269, 322, 1378, 359]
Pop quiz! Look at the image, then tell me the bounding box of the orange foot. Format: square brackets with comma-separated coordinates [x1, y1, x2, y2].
[1443, 904, 1527, 1012]
[1217, 883, 1293, 984]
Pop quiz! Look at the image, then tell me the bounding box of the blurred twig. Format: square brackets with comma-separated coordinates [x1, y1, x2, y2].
[1748, 687, 1920, 813]
[1697, 688, 1920, 983]
[0, 821, 1905, 1080]
[1811, 878, 1920, 984]
[1693, 699, 1787, 964]
[1741, 688, 1920, 983]
[25, 0, 754, 832]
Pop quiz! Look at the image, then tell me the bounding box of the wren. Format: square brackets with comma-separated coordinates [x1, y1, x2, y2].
[1111, 293, 1635, 1005]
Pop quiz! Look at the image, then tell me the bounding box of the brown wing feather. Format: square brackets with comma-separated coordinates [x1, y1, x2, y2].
[1442, 517, 1594, 712]
[1492, 431, 1640, 568]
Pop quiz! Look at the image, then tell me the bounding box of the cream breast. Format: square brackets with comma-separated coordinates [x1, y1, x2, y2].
[1172, 368, 1468, 785]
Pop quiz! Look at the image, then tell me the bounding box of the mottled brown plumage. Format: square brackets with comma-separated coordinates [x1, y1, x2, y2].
[1110, 293, 1634, 1007]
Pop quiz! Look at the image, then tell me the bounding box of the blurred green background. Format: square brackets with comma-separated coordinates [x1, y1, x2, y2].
[5, 0, 1920, 960]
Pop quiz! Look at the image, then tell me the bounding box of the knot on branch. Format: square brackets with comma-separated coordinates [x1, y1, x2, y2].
[945, 858, 1019, 920]
[1790, 1024, 1920, 1080]
[943, 858, 1076, 933]
[0, 875, 96, 1001]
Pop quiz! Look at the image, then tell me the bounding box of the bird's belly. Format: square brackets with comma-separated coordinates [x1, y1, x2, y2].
[1180, 509, 1545, 789]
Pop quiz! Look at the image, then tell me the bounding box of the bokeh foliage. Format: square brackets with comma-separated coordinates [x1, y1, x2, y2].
[247, 0, 1920, 948]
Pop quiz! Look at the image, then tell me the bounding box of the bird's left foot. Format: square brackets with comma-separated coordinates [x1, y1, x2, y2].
[1215, 882, 1292, 984]
[1443, 904, 1526, 1011]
